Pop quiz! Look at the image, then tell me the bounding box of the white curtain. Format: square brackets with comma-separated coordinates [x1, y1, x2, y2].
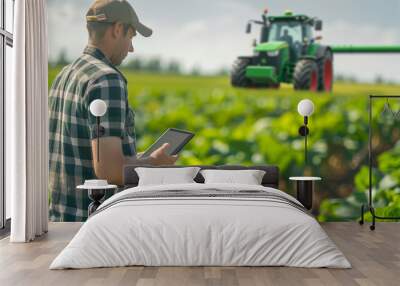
[8, 0, 49, 242]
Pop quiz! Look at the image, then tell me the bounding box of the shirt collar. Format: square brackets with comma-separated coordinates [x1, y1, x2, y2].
[83, 45, 127, 83]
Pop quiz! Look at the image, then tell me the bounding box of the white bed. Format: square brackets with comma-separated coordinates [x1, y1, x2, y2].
[50, 183, 351, 269]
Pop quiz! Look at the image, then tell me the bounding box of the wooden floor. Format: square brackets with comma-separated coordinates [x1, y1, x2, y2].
[0, 222, 399, 286]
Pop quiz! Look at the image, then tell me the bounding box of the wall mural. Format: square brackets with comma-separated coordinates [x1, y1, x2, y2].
[48, 0, 400, 222]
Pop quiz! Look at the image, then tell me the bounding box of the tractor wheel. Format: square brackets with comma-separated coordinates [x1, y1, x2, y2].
[293, 59, 319, 91]
[231, 58, 251, 87]
[318, 51, 333, 92]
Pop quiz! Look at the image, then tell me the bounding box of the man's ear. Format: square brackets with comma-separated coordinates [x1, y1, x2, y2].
[111, 22, 123, 39]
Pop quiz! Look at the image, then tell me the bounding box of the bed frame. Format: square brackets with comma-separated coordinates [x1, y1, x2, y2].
[123, 165, 279, 189]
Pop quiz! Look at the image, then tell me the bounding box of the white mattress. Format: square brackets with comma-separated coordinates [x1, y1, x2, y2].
[50, 183, 351, 269]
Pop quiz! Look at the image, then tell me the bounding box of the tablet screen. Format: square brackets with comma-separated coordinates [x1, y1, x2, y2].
[141, 128, 194, 157]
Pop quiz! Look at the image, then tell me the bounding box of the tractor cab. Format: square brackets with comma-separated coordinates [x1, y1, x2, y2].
[265, 13, 318, 61]
[232, 10, 331, 91]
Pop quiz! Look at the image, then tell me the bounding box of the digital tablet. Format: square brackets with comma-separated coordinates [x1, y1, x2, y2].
[141, 128, 195, 157]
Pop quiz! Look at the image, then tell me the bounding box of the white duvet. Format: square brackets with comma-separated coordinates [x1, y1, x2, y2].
[50, 183, 351, 269]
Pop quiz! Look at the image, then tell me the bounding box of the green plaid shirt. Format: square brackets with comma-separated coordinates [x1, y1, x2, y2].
[49, 46, 136, 222]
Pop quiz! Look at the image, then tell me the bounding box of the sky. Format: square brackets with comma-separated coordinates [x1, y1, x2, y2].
[48, 0, 400, 82]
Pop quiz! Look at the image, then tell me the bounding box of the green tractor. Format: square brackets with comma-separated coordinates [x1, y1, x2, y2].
[231, 10, 400, 92]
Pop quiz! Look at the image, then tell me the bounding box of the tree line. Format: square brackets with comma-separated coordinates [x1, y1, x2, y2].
[49, 49, 397, 83]
[49, 49, 229, 76]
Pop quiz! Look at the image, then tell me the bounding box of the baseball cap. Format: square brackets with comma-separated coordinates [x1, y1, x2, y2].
[86, 0, 152, 37]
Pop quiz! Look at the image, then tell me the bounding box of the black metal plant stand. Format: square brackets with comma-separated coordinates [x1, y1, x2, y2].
[359, 95, 400, 230]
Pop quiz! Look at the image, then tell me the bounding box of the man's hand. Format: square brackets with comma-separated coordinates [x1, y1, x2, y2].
[149, 143, 178, 165]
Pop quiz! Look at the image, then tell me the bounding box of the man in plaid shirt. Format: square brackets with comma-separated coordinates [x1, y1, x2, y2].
[49, 0, 177, 222]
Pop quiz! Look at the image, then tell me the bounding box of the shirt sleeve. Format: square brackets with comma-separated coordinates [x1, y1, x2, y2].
[86, 73, 127, 140]
[87, 73, 136, 157]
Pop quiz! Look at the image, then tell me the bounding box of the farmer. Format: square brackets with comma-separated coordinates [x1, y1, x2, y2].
[280, 29, 293, 46]
[49, 0, 177, 222]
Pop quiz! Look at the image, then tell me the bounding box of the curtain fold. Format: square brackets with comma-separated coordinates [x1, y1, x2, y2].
[8, 0, 49, 242]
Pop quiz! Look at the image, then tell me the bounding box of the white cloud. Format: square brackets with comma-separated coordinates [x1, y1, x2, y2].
[324, 20, 399, 45]
[126, 7, 259, 73]
[178, 21, 208, 35]
[48, 1, 87, 62]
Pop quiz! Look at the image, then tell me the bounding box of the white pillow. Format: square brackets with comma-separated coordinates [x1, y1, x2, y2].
[135, 167, 201, 186]
[200, 169, 266, 185]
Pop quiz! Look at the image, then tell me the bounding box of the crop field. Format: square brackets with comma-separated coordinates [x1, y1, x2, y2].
[49, 68, 400, 221]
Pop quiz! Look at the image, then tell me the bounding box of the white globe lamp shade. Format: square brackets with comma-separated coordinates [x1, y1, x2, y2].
[90, 99, 107, 117]
[297, 99, 314, 116]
